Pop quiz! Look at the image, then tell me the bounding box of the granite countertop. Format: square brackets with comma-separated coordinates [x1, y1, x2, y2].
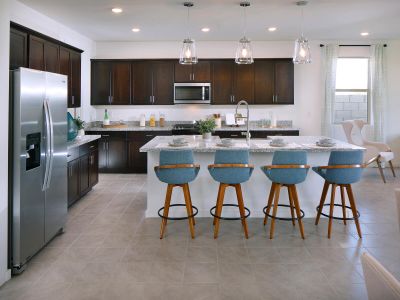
[67, 135, 101, 150]
[140, 136, 365, 153]
[85, 121, 299, 132]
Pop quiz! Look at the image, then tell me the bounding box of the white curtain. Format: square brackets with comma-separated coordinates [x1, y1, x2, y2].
[369, 45, 387, 142]
[321, 44, 339, 137]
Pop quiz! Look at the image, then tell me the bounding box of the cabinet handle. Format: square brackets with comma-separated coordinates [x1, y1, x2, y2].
[110, 96, 113, 104]
[149, 96, 152, 104]
[89, 145, 95, 149]
[152, 96, 155, 104]
[145, 134, 154, 137]
[275, 95, 278, 103]
[192, 73, 195, 81]
[232, 95, 235, 103]
[71, 95, 75, 105]
[230, 134, 239, 137]
[102, 135, 110, 137]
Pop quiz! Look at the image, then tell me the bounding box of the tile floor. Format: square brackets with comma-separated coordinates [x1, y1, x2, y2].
[1, 168, 399, 300]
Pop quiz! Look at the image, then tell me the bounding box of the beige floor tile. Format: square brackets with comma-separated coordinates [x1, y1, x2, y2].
[184, 262, 218, 283]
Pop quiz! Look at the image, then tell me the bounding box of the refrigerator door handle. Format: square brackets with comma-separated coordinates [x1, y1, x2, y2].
[42, 99, 51, 191]
[45, 99, 55, 189]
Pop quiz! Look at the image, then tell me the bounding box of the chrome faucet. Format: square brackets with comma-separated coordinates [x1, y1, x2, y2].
[235, 100, 251, 144]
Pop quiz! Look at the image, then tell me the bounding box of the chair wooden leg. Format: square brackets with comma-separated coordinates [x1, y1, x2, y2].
[287, 185, 296, 226]
[377, 159, 387, 183]
[315, 181, 330, 225]
[291, 185, 305, 239]
[235, 184, 249, 239]
[183, 184, 195, 239]
[389, 160, 396, 177]
[264, 183, 276, 226]
[340, 185, 347, 225]
[346, 184, 362, 238]
[328, 184, 337, 239]
[186, 184, 195, 226]
[214, 184, 227, 239]
[270, 184, 281, 239]
[213, 184, 222, 226]
[160, 184, 173, 239]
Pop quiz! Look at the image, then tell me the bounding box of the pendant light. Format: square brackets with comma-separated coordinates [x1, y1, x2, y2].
[293, 1, 311, 64]
[179, 2, 198, 65]
[235, 2, 254, 65]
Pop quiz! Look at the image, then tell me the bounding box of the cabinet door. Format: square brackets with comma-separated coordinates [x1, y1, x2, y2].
[274, 60, 294, 104]
[132, 61, 153, 105]
[254, 60, 274, 104]
[107, 138, 127, 172]
[234, 64, 254, 104]
[193, 61, 211, 82]
[212, 61, 234, 104]
[60, 47, 73, 107]
[79, 154, 91, 195]
[44, 41, 60, 73]
[70, 50, 81, 107]
[91, 61, 111, 105]
[174, 62, 192, 82]
[89, 150, 99, 187]
[67, 159, 80, 206]
[29, 35, 45, 71]
[98, 137, 108, 172]
[10, 28, 28, 70]
[152, 61, 174, 105]
[112, 62, 131, 105]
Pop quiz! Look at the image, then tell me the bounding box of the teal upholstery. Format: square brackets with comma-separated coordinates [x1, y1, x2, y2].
[155, 150, 199, 184]
[262, 151, 308, 185]
[209, 150, 253, 184]
[313, 150, 364, 184]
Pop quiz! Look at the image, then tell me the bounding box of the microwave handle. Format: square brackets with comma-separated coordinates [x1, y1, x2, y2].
[202, 86, 205, 100]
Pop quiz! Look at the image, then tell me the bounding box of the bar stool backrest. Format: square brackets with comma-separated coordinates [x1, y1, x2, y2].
[210, 150, 253, 184]
[326, 150, 364, 184]
[155, 150, 198, 184]
[269, 150, 308, 185]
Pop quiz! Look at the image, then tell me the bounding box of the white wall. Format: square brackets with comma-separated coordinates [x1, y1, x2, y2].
[94, 41, 323, 136]
[10, 0, 96, 121]
[0, 0, 11, 287]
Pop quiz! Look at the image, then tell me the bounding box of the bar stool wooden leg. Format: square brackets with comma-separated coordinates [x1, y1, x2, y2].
[186, 184, 195, 226]
[389, 160, 396, 177]
[315, 181, 330, 225]
[214, 184, 227, 239]
[235, 184, 249, 239]
[183, 184, 195, 239]
[270, 184, 281, 239]
[291, 185, 305, 239]
[287, 186, 296, 226]
[377, 159, 386, 183]
[346, 184, 362, 238]
[160, 184, 173, 239]
[340, 185, 347, 225]
[328, 184, 337, 239]
[264, 183, 276, 226]
[213, 184, 222, 226]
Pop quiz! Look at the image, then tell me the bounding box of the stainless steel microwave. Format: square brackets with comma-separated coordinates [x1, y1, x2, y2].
[174, 83, 211, 104]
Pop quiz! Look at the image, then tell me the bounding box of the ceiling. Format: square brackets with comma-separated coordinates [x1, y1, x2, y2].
[18, 0, 400, 41]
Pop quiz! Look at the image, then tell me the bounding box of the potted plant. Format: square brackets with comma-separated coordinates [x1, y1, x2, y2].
[196, 118, 217, 140]
[74, 117, 86, 138]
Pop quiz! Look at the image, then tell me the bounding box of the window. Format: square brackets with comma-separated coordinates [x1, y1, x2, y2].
[334, 58, 369, 123]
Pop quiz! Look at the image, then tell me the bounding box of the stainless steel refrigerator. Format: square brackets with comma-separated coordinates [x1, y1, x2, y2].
[9, 68, 68, 274]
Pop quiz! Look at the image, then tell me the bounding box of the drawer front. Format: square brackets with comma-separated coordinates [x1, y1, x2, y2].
[214, 131, 246, 139]
[127, 131, 171, 141]
[79, 140, 98, 156]
[86, 131, 127, 139]
[67, 147, 79, 162]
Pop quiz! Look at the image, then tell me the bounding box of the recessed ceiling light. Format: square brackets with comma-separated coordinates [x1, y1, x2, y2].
[360, 32, 369, 36]
[132, 28, 140, 32]
[111, 7, 123, 14]
[201, 27, 210, 32]
[268, 27, 277, 32]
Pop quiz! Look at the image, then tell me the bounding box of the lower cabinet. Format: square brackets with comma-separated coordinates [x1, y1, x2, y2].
[214, 130, 300, 139]
[96, 132, 127, 173]
[67, 140, 99, 207]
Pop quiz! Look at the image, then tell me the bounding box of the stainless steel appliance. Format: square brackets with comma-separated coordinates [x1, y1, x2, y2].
[174, 83, 211, 104]
[171, 123, 200, 135]
[9, 68, 68, 274]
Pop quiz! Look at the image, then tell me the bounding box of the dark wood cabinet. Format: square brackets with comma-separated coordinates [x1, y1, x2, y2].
[112, 62, 132, 104]
[44, 41, 60, 73]
[89, 150, 99, 187]
[10, 27, 28, 70]
[214, 130, 300, 139]
[174, 60, 210, 82]
[212, 60, 235, 104]
[60, 47, 81, 108]
[234, 64, 254, 104]
[67, 158, 80, 206]
[132, 60, 153, 105]
[152, 61, 174, 105]
[254, 60, 275, 104]
[28, 35, 45, 71]
[274, 60, 294, 104]
[80, 154, 90, 195]
[91, 61, 111, 105]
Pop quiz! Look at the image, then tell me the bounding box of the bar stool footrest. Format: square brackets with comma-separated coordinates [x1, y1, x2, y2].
[316, 204, 360, 221]
[210, 204, 251, 220]
[263, 204, 305, 221]
[158, 204, 198, 221]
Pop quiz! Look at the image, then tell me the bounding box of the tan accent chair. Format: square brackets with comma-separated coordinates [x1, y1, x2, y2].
[361, 252, 400, 300]
[342, 120, 396, 183]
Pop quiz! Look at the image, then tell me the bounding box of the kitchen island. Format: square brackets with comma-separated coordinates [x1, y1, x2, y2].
[140, 136, 365, 219]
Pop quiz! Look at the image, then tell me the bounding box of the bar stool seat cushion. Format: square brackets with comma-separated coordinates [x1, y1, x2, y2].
[262, 150, 308, 185]
[312, 150, 364, 185]
[209, 150, 253, 184]
[155, 150, 199, 184]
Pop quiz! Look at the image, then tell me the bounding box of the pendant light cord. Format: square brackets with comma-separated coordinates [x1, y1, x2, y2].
[301, 6, 304, 37]
[243, 5, 247, 38]
[187, 5, 190, 39]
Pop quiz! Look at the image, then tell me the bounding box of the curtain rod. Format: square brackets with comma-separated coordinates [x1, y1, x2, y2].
[320, 44, 387, 47]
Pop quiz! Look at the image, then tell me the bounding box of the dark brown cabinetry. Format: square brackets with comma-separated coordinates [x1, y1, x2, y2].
[28, 35, 60, 73]
[93, 132, 127, 173]
[60, 47, 81, 108]
[174, 60, 211, 82]
[67, 140, 99, 207]
[10, 27, 28, 70]
[214, 130, 300, 138]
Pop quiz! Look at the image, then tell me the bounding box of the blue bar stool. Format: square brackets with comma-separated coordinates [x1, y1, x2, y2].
[154, 150, 200, 239]
[313, 150, 364, 238]
[261, 151, 310, 239]
[208, 150, 254, 239]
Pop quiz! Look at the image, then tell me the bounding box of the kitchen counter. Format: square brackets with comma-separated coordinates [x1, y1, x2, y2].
[67, 135, 101, 150]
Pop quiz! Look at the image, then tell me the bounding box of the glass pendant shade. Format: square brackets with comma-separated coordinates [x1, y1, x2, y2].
[293, 35, 311, 64]
[235, 37, 254, 64]
[179, 38, 198, 65]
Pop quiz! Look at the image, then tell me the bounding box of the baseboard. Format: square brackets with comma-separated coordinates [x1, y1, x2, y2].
[0, 269, 11, 287]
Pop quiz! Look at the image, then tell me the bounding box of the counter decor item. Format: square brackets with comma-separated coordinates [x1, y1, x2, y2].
[74, 117, 85, 138]
[67, 112, 78, 141]
[196, 118, 217, 140]
[159, 113, 165, 127]
[149, 114, 156, 127]
[214, 114, 222, 128]
[140, 114, 146, 127]
[103, 109, 110, 126]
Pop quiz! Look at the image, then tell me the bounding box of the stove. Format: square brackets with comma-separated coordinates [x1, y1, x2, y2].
[171, 123, 200, 135]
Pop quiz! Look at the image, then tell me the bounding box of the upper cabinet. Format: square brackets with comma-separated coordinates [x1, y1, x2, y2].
[174, 60, 211, 82]
[9, 23, 83, 108]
